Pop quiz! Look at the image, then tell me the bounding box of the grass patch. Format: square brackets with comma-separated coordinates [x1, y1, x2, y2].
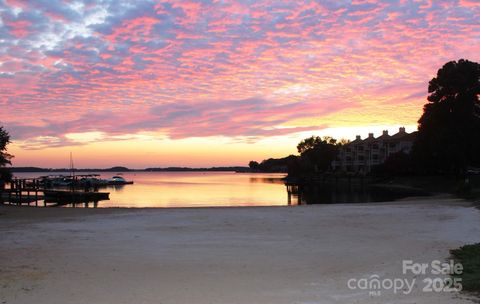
[450, 243, 480, 292]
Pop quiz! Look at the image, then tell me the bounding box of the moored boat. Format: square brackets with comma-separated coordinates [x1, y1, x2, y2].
[107, 175, 134, 185]
[37, 174, 133, 188]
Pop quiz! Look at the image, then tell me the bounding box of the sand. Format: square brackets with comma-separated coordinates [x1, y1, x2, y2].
[1, 198, 479, 304]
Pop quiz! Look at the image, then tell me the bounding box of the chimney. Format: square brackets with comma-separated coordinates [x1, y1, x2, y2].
[356, 135, 361, 140]
[399, 127, 405, 133]
[383, 130, 388, 136]
[368, 133, 374, 138]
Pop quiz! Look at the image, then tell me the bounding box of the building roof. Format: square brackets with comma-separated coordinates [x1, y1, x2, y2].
[376, 133, 391, 141]
[341, 129, 417, 148]
[388, 130, 417, 141]
[347, 136, 363, 146]
[362, 134, 376, 144]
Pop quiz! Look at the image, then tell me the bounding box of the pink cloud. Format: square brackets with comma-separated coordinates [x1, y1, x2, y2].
[459, 0, 480, 7]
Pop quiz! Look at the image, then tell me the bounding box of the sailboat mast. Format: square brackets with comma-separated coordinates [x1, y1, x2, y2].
[70, 152, 75, 178]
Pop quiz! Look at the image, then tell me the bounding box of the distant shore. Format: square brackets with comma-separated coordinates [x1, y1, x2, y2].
[1, 197, 479, 304]
[8, 166, 256, 173]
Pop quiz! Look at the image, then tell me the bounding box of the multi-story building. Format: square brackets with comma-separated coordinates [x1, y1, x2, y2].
[332, 127, 417, 173]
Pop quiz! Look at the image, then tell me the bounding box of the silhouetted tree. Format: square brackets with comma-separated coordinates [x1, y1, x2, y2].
[0, 126, 11, 166]
[372, 151, 413, 176]
[248, 161, 259, 170]
[337, 138, 351, 146]
[297, 136, 321, 154]
[248, 156, 298, 173]
[412, 59, 480, 174]
[297, 136, 338, 154]
[259, 156, 296, 172]
[296, 136, 330, 154]
[295, 136, 339, 175]
[0, 126, 13, 186]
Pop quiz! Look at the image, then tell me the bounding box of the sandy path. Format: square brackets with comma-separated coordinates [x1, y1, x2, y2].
[1, 198, 479, 304]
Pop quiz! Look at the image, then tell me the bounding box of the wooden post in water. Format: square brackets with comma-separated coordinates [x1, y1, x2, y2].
[8, 183, 12, 204]
[297, 185, 302, 205]
[35, 179, 39, 205]
[18, 179, 22, 205]
[12, 179, 16, 204]
[26, 181, 30, 205]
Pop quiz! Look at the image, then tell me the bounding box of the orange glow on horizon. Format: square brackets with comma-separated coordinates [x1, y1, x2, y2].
[8, 124, 417, 168]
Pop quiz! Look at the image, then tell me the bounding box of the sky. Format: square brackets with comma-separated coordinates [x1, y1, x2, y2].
[0, 0, 479, 168]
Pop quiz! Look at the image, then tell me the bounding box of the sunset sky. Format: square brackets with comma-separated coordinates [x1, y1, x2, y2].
[1, 0, 479, 168]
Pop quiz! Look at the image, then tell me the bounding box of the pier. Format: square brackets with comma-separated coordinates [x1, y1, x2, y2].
[0, 178, 110, 207]
[285, 182, 301, 205]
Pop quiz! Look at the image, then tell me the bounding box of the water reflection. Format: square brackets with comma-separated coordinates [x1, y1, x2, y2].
[249, 177, 286, 184]
[286, 181, 428, 205]
[44, 200, 100, 208]
[13, 172, 288, 208]
[9, 172, 426, 208]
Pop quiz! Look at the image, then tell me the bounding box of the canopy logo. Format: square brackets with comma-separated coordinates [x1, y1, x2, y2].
[346, 260, 463, 297]
[347, 275, 415, 296]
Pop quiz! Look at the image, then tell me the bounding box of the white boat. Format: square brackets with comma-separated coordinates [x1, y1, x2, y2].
[107, 175, 134, 185]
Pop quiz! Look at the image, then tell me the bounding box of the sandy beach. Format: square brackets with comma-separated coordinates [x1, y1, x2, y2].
[1, 198, 479, 304]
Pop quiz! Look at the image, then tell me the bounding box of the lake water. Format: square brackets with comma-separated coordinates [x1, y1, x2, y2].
[10, 171, 422, 208]
[12, 172, 290, 208]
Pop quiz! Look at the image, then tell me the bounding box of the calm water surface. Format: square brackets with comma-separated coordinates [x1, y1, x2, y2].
[13, 172, 289, 208]
[11, 172, 423, 207]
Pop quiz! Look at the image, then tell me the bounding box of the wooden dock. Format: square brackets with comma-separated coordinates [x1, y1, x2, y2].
[1, 178, 109, 207]
[285, 182, 301, 205]
[43, 190, 109, 202]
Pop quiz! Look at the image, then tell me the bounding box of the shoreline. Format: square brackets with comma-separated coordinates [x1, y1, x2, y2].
[0, 193, 471, 212]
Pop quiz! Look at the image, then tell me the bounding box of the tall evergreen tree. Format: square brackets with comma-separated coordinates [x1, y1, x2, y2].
[413, 59, 480, 174]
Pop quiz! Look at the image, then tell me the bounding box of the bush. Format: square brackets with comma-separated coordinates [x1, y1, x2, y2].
[450, 243, 480, 292]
